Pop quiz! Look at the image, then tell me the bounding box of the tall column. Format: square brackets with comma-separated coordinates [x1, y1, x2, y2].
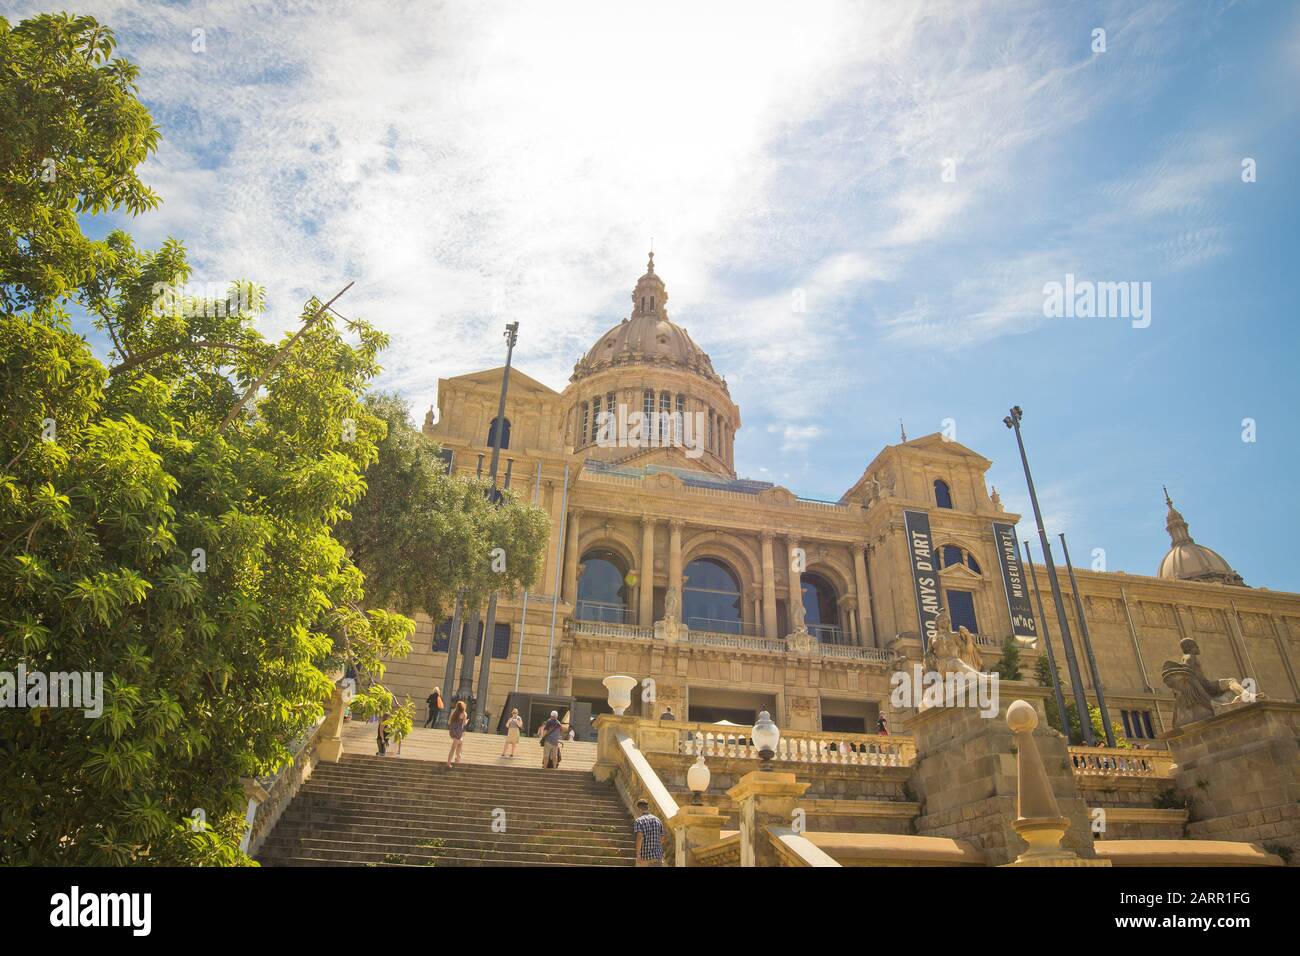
[455, 606, 481, 704]
[760, 532, 778, 639]
[562, 508, 583, 605]
[639, 515, 656, 625]
[472, 592, 499, 731]
[668, 520, 684, 606]
[436, 595, 463, 727]
[785, 535, 803, 631]
[852, 544, 873, 647]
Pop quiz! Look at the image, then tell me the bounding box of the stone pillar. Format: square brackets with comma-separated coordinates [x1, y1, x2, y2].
[639, 515, 655, 626]
[668, 520, 683, 599]
[455, 606, 481, 704]
[317, 684, 348, 763]
[1003, 699, 1102, 866]
[1164, 701, 1300, 861]
[727, 771, 811, 867]
[760, 532, 779, 639]
[669, 806, 725, 867]
[907, 682, 1097, 866]
[562, 508, 583, 605]
[843, 596, 859, 644]
[785, 535, 803, 631]
[852, 543, 873, 646]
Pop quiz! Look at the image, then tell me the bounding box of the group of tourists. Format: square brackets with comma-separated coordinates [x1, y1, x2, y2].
[408, 686, 667, 865]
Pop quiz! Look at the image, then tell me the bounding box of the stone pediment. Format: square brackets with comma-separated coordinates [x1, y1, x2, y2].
[446, 366, 561, 399]
[900, 433, 993, 468]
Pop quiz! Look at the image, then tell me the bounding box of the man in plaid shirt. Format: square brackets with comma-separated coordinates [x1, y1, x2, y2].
[632, 799, 665, 866]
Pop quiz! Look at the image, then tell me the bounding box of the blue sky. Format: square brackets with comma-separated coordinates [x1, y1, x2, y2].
[16, 0, 1298, 588]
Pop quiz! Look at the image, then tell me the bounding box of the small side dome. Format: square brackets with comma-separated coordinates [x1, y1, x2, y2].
[1156, 487, 1246, 587]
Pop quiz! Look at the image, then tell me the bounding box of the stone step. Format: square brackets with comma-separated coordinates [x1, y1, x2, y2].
[270, 816, 634, 842]
[262, 853, 630, 868]
[259, 836, 632, 867]
[280, 804, 631, 830]
[258, 743, 635, 867]
[291, 781, 628, 807]
[261, 831, 631, 857]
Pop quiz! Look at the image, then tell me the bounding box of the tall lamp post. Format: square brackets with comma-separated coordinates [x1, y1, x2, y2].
[471, 321, 520, 732]
[1003, 406, 1095, 745]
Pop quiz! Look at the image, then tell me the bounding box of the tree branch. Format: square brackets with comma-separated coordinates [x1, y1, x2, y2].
[107, 340, 262, 377]
[217, 282, 353, 434]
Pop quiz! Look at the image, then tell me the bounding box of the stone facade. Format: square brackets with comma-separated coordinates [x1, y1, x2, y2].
[376, 256, 1300, 751]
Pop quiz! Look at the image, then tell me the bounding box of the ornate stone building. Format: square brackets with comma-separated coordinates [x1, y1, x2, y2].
[384, 255, 1300, 740]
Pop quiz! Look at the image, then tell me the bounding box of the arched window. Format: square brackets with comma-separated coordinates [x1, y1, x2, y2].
[577, 549, 629, 623]
[659, 391, 671, 441]
[801, 573, 842, 643]
[934, 479, 954, 509]
[486, 417, 511, 450]
[643, 389, 654, 423]
[938, 544, 981, 574]
[591, 395, 602, 443]
[683, 558, 743, 634]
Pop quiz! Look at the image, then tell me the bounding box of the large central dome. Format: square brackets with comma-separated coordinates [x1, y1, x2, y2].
[560, 253, 739, 477]
[571, 253, 725, 389]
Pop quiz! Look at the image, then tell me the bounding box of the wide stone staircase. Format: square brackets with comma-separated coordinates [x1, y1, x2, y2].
[257, 752, 637, 867]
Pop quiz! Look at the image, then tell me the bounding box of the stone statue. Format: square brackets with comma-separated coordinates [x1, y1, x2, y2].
[664, 586, 680, 623]
[1161, 637, 1257, 728]
[790, 595, 807, 632]
[657, 587, 683, 643]
[924, 606, 982, 678]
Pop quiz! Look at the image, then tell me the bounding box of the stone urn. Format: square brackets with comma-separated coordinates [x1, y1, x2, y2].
[602, 675, 638, 716]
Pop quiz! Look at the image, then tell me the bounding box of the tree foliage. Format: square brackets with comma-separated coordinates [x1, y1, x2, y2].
[0, 14, 415, 864]
[336, 391, 552, 624]
[1034, 655, 1127, 747]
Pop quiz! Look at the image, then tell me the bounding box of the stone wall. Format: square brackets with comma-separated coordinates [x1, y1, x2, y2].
[1165, 701, 1300, 863]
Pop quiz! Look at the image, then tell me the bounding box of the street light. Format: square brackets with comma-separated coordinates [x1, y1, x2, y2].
[1003, 406, 1096, 745]
[687, 756, 711, 805]
[752, 711, 780, 771]
[470, 321, 521, 732]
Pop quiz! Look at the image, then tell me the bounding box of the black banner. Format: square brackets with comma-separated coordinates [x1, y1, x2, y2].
[993, 521, 1038, 642]
[903, 510, 942, 651]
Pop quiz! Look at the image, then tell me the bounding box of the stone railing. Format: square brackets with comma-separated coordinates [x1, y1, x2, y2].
[571, 620, 655, 641]
[1068, 746, 1174, 778]
[691, 832, 741, 867]
[244, 715, 332, 857]
[766, 825, 841, 867]
[815, 643, 893, 663]
[675, 720, 915, 767]
[688, 630, 786, 653]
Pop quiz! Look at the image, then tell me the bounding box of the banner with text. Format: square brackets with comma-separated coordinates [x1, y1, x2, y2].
[903, 510, 942, 652]
[992, 521, 1038, 643]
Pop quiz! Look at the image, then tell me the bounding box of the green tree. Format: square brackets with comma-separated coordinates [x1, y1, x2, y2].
[336, 391, 551, 624]
[0, 13, 160, 313]
[1033, 656, 1127, 748]
[0, 14, 417, 864]
[992, 637, 1022, 681]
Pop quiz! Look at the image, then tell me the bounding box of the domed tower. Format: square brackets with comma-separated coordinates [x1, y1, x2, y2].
[561, 253, 739, 477]
[1157, 487, 1246, 586]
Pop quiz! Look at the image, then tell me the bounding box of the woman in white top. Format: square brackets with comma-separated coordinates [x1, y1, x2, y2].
[501, 708, 524, 757]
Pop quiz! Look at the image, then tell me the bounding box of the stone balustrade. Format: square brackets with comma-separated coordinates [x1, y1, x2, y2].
[571, 619, 655, 640]
[675, 719, 914, 767]
[1068, 746, 1174, 778]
